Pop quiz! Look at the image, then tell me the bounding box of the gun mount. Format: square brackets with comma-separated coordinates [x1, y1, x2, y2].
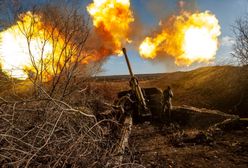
[114, 48, 164, 122]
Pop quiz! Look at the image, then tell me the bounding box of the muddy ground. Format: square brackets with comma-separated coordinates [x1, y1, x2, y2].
[125, 122, 248, 168]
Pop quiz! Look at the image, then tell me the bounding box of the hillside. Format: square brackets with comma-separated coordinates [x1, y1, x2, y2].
[0, 65, 247, 167]
[142, 65, 248, 117]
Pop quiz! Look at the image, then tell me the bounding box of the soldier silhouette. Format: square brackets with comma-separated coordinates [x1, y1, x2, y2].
[163, 86, 173, 120]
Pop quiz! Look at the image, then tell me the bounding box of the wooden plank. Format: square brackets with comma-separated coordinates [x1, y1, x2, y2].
[111, 114, 133, 166]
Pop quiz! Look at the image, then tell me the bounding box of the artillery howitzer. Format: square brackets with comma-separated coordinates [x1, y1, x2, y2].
[114, 48, 164, 122]
[110, 48, 244, 165]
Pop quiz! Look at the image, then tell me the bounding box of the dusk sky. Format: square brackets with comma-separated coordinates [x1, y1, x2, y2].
[1, 0, 248, 76]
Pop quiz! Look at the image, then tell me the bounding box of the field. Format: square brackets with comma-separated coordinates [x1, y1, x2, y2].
[0, 65, 247, 167]
[94, 65, 248, 167]
[96, 65, 248, 117]
[128, 122, 248, 168]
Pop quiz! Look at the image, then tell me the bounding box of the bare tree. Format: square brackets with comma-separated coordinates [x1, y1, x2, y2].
[232, 15, 248, 66]
[11, 3, 100, 99]
[0, 2, 128, 167]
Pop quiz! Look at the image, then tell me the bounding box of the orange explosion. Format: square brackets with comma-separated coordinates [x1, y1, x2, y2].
[0, 12, 85, 80]
[0, 12, 52, 79]
[87, 0, 134, 55]
[139, 11, 221, 65]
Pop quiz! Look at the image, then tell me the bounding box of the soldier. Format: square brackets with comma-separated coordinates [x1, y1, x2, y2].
[163, 86, 174, 120]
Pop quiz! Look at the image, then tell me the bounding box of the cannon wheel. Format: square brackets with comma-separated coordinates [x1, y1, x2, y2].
[115, 87, 164, 122]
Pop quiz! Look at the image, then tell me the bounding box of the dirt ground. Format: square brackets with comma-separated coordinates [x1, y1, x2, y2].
[126, 122, 248, 168]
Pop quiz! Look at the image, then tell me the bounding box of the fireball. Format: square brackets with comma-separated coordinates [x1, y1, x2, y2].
[87, 0, 134, 54]
[0, 12, 53, 79]
[139, 11, 221, 65]
[139, 37, 157, 59]
[0, 11, 84, 80]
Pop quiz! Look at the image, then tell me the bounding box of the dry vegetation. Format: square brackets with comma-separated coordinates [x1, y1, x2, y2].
[0, 97, 99, 167]
[1, 63, 246, 167]
[0, 1, 247, 167]
[0, 3, 132, 167]
[93, 65, 248, 118]
[144, 65, 248, 117]
[0, 76, 136, 167]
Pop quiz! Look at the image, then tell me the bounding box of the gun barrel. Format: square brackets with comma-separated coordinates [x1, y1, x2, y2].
[122, 48, 134, 77]
[122, 48, 149, 112]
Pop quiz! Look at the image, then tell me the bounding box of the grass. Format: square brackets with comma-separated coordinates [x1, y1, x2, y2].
[142, 65, 248, 117]
[93, 65, 248, 117]
[0, 65, 247, 167]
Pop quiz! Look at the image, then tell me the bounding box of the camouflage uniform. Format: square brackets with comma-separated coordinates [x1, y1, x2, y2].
[163, 86, 173, 119]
